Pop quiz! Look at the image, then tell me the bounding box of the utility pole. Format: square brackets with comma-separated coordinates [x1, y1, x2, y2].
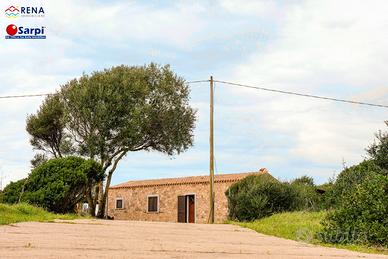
[209, 75, 215, 224]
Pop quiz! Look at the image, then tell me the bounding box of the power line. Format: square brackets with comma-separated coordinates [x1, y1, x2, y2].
[187, 79, 210, 84]
[214, 80, 388, 109]
[0, 78, 387, 109]
[0, 80, 208, 99]
[0, 93, 50, 99]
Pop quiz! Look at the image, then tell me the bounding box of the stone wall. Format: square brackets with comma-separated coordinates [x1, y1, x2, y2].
[108, 181, 233, 223]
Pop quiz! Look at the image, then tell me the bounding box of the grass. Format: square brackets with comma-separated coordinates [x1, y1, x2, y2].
[231, 211, 388, 255]
[0, 203, 84, 225]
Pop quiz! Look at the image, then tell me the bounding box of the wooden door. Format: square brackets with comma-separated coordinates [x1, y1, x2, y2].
[188, 195, 195, 223]
[177, 195, 186, 223]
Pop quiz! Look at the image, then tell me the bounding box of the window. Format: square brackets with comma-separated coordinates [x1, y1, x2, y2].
[116, 198, 124, 209]
[147, 195, 159, 212]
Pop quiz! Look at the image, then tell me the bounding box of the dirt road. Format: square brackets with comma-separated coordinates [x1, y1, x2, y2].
[0, 219, 386, 258]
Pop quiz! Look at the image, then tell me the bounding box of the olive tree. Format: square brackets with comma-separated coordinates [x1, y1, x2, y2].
[27, 63, 196, 217]
[26, 94, 73, 165]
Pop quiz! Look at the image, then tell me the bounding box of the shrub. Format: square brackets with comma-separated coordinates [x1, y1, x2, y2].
[226, 174, 297, 221]
[290, 178, 322, 211]
[291, 176, 314, 186]
[0, 178, 27, 204]
[367, 123, 388, 170]
[326, 160, 385, 208]
[21, 156, 103, 213]
[316, 182, 335, 209]
[318, 173, 388, 246]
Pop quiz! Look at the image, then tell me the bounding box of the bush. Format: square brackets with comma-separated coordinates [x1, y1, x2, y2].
[326, 160, 385, 208]
[367, 123, 388, 170]
[0, 178, 27, 204]
[291, 176, 314, 186]
[226, 174, 297, 221]
[290, 178, 322, 211]
[21, 156, 103, 213]
[318, 173, 388, 246]
[316, 182, 335, 209]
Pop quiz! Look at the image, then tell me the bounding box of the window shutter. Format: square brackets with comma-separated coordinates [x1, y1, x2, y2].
[148, 196, 158, 212]
[116, 199, 123, 209]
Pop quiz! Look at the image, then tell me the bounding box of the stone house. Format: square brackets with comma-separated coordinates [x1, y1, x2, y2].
[108, 169, 269, 223]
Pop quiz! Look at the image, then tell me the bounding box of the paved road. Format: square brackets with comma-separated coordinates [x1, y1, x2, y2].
[0, 220, 386, 258]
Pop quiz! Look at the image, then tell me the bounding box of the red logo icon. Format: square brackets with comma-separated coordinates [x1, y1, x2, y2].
[6, 24, 17, 35]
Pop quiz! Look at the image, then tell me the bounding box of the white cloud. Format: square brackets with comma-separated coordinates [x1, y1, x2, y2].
[217, 0, 279, 16]
[1, 0, 388, 188]
[222, 0, 388, 177]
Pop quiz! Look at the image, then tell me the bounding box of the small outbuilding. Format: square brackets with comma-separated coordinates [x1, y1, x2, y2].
[108, 168, 269, 223]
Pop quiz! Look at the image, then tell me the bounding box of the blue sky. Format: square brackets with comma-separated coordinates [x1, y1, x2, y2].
[1, 0, 388, 188]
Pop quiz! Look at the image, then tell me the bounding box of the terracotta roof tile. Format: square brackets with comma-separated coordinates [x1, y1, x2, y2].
[110, 168, 269, 189]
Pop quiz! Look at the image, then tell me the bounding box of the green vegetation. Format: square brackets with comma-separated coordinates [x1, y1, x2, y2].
[325, 160, 385, 208]
[319, 161, 388, 246]
[0, 203, 82, 225]
[236, 211, 325, 240]
[226, 174, 295, 221]
[233, 211, 388, 255]
[27, 63, 196, 217]
[0, 178, 26, 204]
[226, 174, 323, 221]
[228, 124, 388, 250]
[290, 176, 323, 211]
[1, 157, 103, 214]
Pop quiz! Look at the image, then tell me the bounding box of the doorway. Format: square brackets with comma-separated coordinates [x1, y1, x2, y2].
[177, 194, 195, 223]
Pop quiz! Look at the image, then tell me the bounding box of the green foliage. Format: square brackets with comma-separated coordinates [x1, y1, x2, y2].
[233, 211, 388, 255]
[226, 174, 326, 221]
[316, 182, 335, 209]
[319, 173, 388, 246]
[0, 203, 82, 225]
[326, 160, 384, 208]
[226, 174, 298, 221]
[65, 64, 196, 216]
[291, 175, 315, 186]
[235, 211, 325, 241]
[367, 122, 388, 170]
[290, 177, 322, 211]
[60, 63, 196, 159]
[30, 153, 48, 169]
[21, 157, 103, 213]
[26, 94, 72, 159]
[29, 63, 196, 217]
[1, 178, 26, 204]
[318, 126, 388, 247]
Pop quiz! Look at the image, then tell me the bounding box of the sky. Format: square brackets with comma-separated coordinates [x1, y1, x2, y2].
[1, 0, 388, 188]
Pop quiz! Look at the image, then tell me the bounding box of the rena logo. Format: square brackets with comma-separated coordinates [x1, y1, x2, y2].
[5, 24, 46, 39]
[21, 7, 45, 15]
[5, 6, 19, 18]
[5, 5, 45, 18]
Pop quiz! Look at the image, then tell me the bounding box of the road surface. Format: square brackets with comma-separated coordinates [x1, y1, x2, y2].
[0, 219, 386, 258]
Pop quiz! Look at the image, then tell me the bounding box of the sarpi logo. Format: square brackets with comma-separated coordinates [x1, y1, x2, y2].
[5, 24, 46, 39]
[5, 5, 45, 18]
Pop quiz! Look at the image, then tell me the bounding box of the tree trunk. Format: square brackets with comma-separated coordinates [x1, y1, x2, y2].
[86, 188, 96, 216]
[97, 171, 114, 218]
[96, 181, 105, 218]
[97, 152, 126, 218]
